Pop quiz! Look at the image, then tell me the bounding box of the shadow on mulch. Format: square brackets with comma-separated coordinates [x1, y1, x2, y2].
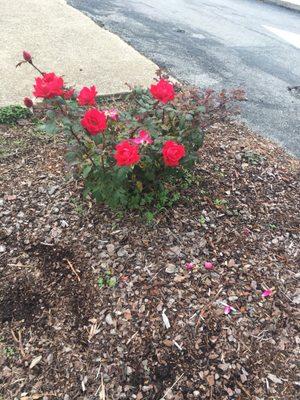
[0, 277, 48, 325]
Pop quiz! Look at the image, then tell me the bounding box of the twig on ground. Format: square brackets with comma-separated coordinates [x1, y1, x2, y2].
[64, 258, 81, 282]
[160, 373, 184, 400]
[126, 331, 138, 345]
[149, 266, 164, 282]
[11, 330, 26, 359]
[99, 373, 106, 400]
[88, 319, 101, 342]
[237, 381, 251, 398]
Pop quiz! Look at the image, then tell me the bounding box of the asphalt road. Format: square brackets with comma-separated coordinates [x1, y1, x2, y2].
[68, 0, 300, 157]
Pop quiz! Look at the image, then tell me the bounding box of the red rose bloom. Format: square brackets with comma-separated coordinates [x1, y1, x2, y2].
[63, 88, 75, 100]
[81, 108, 107, 135]
[33, 72, 64, 99]
[150, 79, 175, 103]
[24, 97, 33, 108]
[23, 51, 32, 62]
[114, 140, 140, 167]
[162, 140, 185, 167]
[77, 85, 97, 106]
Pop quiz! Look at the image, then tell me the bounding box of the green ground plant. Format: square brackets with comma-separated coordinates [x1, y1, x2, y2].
[0, 105, 31, 124]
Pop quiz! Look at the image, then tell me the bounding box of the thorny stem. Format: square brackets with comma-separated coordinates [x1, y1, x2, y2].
[100, 132, 106, 170]
[29, 60, 45, 76]
[129, 125, 140, 138]
[162, 107, 166, 124]
[57, 103, 97, 168]
[71, 125, 96, 168]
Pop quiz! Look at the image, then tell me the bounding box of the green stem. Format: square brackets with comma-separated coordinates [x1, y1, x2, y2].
[162, 107, 166, 124]
[71, 126, 96, 168]
[57, 104, 97, 168]
[101, 131, 106, 170]
[29, 60, 45, 76]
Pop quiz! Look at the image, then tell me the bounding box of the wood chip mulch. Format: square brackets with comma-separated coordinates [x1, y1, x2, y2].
[0, 119, 299, 400]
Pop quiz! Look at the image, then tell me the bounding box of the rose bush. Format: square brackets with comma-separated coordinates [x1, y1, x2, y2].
[19, 53, 244, 210]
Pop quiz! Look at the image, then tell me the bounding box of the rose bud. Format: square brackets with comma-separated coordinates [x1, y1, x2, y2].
[24, 97, 33, 108]
[23, 51, 32, 62]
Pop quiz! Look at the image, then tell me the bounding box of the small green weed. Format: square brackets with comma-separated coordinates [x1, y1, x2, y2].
[115, 211, 124, 220]
[71, 198, 84, 215]
[214, 198, 228, 207]
[242, 150, 264, 165]
[0, 105, 31, 124]
[269, 223, 277, 230]
[199, 215, 206, 225]
[98, 271, 117, 289]
[4, 346, 15, 358]
[213, 165, 225, 178]
[145, 211, 155, 224]
[199, 189, 208, 196]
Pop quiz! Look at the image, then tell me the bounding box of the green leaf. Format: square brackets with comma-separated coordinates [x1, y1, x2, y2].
[61, 117, 72, 127]
[82, 165, 92, 178]
[134, 87, 144, 95]
[179, 114, 186, 130]
[43, 121, 58, 135]
[46, 110, 56, 120]
[116, 167, 129, 181]
[197, 105, 206, 113]
[71, 122, 83, 134]
[92, 135, 103, 145]
[97, 277, 104, 288]
[145, 211, 155, 224]
[68, 101, 80, 112]
[66, 151, 78, 162]
[107, 276, 117, 287]
[185, 113, 193, 121]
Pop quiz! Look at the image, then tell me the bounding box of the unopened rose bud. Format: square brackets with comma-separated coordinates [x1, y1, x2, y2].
[23, 51, 32, 62]
[24, 97, 33, 108]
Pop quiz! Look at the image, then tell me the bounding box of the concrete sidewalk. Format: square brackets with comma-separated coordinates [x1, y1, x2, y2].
[0, 0, 158, 106]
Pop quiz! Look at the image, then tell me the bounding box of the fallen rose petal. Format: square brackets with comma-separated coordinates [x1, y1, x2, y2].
[204, 261, 214, 270]
[262, 289, 272, 297]
[185, 262, 195, 271]
[224, 305, 233, 315]
[243, 227, 251, 237]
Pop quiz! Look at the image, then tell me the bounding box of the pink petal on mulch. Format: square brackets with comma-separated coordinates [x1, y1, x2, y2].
[204, 261, 214, 270]
[262, 289, 272, 297]
[185, 262, 195, 271]
[243, 227, 251, 237]
[224, 305, 234, 315]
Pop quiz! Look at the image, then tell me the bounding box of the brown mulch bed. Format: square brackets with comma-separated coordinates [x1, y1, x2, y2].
[0, 119, 299, 400]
